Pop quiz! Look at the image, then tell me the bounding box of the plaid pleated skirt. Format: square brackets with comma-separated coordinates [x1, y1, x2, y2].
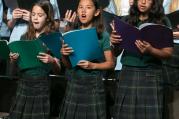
[163, 65, 179, 87]
[114, 66, 164, 119]
[163, 44, 179, 86]
[8, 76, 50, 119]
[59, 70, 106, 119]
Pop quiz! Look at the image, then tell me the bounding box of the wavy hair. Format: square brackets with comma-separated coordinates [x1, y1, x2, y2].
[23, 0, 56, 40]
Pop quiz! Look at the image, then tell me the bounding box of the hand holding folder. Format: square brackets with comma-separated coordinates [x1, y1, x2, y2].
[114, 17, 173, 54]
[62, 28, 103, 67]
[0, 39, 48, 70]
[4, 0, 38, 10]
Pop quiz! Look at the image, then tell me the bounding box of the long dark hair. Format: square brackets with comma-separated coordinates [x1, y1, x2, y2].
[128, 0, 165, 25]
[73, 0, 104, 39]
[23, 0, 56, 40]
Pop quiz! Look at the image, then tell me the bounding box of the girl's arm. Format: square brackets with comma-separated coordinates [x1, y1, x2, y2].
[37, 53, 61, 73]
[173, 31, 179, 39]
[60, 43, 74, 68]
[173, 24, 179, 39]
[51, 57, 61, 74]
[110, 22, 123, 56]
[135, 40, 173, 59]
[61, 55, 72, 69]
[148, 47, 173, 59]
[7, 8, 23, 29]
[9, 52, 19, 76]
[77, 50, 115, 70]
[7, 8, 30, 29]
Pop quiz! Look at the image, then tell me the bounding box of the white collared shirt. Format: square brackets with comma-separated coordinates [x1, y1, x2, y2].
[103, 0, 117, 14]
[50, 0, 60, 20]
[163, 0, 172, 14]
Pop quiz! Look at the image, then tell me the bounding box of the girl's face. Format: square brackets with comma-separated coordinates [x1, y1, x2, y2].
[137, 0, 153, 13]
[77, 0, 100, 28]
[31, 5, 47, 32]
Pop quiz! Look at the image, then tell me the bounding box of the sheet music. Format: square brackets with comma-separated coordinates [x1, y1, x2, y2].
[4, 0, 18, 10]
[4, 0, 39, 10]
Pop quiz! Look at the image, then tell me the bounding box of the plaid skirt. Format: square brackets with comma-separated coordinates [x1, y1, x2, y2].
[163, 44, 179, 87]
[162, 65, 179, 119]
[163, 44, 179, 67]
[8, 76, 50, 119]
[59, 70, 106, 119]
[163, 65, 179, 87]
[114, 66, 164, 119]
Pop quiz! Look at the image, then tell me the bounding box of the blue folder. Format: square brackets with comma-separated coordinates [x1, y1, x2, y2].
[63, 28, 103, 67]
[40, 32, 62, 59]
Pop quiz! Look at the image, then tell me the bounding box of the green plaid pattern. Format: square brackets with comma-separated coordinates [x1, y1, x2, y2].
[9, 77, 50, 119]
[114, 66, 164, 119]
[163, 65, 179, 87]
[163, 44, 179, 68]
[59, 71, 106, 119]
[163, 44, 179, 86]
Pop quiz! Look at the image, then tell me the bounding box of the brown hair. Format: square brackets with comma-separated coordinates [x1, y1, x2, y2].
[23, 0, 56, 40]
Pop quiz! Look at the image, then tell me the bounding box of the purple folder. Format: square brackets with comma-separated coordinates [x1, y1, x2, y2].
[114, 17, 173, 54]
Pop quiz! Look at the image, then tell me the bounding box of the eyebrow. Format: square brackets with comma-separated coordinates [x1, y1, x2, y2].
[32, 12, 45, 14]
[79, 4, 94, 6]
